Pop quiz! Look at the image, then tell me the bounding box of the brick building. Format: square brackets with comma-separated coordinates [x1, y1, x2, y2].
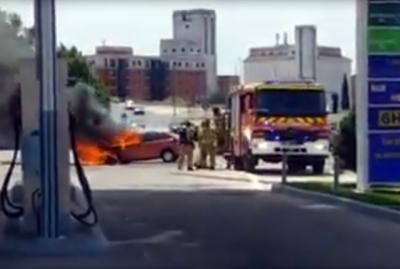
[217, 75, 240, 95]
[86, 45, 207, 103]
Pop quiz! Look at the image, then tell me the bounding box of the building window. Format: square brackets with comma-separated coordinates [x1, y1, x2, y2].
[173, 61, 177, 67]
[196, 63, 200, 68]
[137, 60, 142, 66]
[185, 62, 190, 67]
[145, 61, 150, 68]
[110, 59, 116, 68]
[197, 49, 201, 53]
[200, 62, 205, 67]
[185, 24, 190, 29]
[190, 48, 194, 52]
[181, 48, 185, 52]
[172, 48, 176, 53]
[132, 61, 136, 66]
[178, 62, 182, 67]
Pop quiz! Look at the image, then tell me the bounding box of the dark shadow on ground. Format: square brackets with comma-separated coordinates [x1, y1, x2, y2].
[254, 167, 331, 177]
[2, 189, 400, 268]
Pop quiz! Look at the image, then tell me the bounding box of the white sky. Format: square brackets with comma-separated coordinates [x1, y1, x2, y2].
[1, 0, 356, 75]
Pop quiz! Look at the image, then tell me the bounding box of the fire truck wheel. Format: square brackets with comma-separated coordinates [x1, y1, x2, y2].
[233, 157, 244, 171]
[312, 160, 325, 175]
[287, 162, 306, 173]
[243, 153, 256, 172]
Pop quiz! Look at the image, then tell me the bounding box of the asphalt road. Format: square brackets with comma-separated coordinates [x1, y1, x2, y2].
[2, 187, 400, 268]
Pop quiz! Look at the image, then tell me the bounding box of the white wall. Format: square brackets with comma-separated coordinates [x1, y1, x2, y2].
[172, 10, 217, 94]
[243, 56, 352, 109]
[243, 58, 297, 83]
[173, 10, 216, 55]
[316, 57, 352, 107]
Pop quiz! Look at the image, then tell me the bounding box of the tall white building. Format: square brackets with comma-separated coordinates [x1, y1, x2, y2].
[160, 9, 217, 95]
[243, 29, 352, 107]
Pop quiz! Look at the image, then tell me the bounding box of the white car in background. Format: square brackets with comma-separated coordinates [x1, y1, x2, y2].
[133, 106, 145, 115]
[125, 99, 135, 110]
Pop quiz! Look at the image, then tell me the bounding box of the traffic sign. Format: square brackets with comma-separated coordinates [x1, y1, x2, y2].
[369, 2, 400, 26]
[369, 133, 400, 183]
[366, 0, 400, 184]
[369, 81, 400, 104]
[369, 55, 400, 78]
[369, 28, 400, 53]
[369, 107, 400, 129]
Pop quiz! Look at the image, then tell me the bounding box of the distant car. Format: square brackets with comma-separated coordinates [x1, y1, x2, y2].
[133, 106, 145, 115]
[130, 121, 146, 130]
[125, 100, 135, 110]
[114, 131, 179, 163]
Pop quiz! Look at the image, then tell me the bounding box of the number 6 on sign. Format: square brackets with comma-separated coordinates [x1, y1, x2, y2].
[378, 110, 400, 127]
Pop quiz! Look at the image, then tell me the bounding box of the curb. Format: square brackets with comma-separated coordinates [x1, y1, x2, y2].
[271, 184, 400, 223]
[172, 171, 251, 183]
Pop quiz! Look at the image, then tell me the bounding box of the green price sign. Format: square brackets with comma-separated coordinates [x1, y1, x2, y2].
[369, 28, 400, 53]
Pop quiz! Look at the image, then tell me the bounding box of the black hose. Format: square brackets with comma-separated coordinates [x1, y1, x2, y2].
[0, 110, 24, 219]
[69, 114, 98, 226]
[31, 188, 41, 235]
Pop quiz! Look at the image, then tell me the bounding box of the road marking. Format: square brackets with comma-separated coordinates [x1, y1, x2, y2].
[300, 203, 339, 210]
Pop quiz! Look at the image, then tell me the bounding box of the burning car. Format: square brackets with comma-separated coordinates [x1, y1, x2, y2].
[113, 130, 179, 164]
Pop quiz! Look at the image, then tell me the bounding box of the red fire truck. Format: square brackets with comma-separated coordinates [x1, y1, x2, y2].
[228, 80, 331, 174]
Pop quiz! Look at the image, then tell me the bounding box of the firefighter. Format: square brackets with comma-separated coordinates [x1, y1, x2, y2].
[198, 119, 217, 170]
[177, 121, 196, 171]
[212, 107, 227, 154]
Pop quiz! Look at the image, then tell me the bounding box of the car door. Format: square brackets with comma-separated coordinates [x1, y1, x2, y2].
[133, 132, 162, 160]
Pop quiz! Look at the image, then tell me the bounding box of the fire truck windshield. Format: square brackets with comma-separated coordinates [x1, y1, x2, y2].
[255, 89, 326, 116]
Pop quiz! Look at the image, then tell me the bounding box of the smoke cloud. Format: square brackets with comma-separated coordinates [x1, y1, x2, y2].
[0, 16, 125, 148]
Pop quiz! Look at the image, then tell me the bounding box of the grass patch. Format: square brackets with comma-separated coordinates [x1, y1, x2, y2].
[289, 182, 400, 209]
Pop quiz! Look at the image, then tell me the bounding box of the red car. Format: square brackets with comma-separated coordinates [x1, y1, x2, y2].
[114, 131, 179, 164]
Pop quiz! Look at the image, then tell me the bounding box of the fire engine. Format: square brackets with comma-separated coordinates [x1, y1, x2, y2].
[228, 80, 331, 174]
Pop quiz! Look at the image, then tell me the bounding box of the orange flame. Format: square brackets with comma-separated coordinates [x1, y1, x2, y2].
[76, 130, 143, 165]
[110, 130, 143, 150]
[76, 140, 117, 166]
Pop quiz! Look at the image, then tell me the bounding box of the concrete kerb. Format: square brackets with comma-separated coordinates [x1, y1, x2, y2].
[271, 183, 400, 224]
[172, 171, 251, 183]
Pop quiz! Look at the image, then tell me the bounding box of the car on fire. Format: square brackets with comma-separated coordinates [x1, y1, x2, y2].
[113, 130, 179, 164]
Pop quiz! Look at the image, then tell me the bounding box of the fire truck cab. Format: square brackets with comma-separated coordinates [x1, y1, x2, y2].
[228, 80, 331, 174]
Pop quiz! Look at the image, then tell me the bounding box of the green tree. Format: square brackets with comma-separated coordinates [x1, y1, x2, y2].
[57, 44, 110, 107]
[8, 12, 22, 31]
[336, 111, 356, 171]
[341, 74, 350, 110]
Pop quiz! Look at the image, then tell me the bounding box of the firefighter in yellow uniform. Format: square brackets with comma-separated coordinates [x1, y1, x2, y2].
[198, 119, 217, 170]
[212, 107, 227, 154]
[177, 121, 196, 171]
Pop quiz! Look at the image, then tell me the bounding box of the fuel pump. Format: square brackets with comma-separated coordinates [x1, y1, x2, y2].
[0, 0, 105, 255]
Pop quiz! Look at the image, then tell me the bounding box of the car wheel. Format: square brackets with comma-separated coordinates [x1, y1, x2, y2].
[161, 149, 176, 163]
[312, 160, 325, 175]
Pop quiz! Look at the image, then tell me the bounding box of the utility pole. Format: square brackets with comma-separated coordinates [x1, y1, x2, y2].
[172, 87, 176, 117]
